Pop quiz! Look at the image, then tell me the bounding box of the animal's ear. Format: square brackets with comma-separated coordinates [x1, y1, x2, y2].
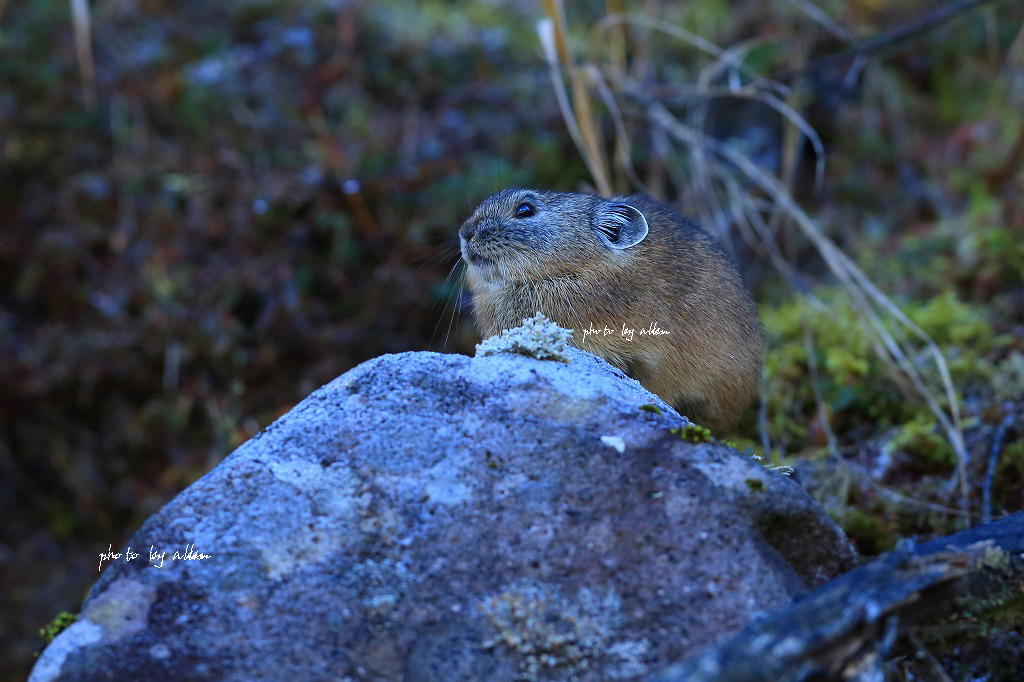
[595, 202, 649, 249]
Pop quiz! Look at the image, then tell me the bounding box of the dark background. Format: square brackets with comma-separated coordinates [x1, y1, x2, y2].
[3, 0, 1023, 677]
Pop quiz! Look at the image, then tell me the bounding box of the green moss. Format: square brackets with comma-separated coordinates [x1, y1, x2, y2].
[759, 286, 1001, 458]
[888, 414, 956, 472]
[910, 290, 992, 349]
[745, 478, 765, 492]
[842, 508, 898, 555]
[638, 404, 663, 415]
[39, 611, 76, 645]
[822, 347, 869, 382]
[996, 441, 1024, 477]
[671, 423, 714, 444]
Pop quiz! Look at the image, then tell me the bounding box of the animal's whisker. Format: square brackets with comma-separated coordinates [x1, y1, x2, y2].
[430, 259, 465, 350]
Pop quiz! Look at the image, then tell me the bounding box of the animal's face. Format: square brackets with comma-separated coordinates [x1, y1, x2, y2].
[459, 189, 648, 283]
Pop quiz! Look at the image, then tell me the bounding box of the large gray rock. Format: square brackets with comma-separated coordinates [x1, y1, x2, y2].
[32, 316, 856, 681]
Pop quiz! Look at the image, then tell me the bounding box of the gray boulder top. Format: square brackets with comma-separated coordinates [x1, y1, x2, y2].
[32, 315, 856, 681]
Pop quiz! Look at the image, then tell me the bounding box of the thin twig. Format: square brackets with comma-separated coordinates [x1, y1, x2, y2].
[868, 476, 975, 519]
[905, 631, 956, 682]
[789, 0, 1010, 83]
[586, 65, 651, 195]
[783, 0, 856, 45]
[983, 407, 1017, 523]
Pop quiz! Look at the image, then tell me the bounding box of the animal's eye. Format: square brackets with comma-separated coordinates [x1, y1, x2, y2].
[514, 202, 535, 218]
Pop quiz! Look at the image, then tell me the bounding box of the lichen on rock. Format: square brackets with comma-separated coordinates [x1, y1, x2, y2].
[475, 312, 572, 362]
[479, 583, 649, 680]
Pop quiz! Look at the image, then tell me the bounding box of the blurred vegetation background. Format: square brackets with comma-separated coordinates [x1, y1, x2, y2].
[2, 0, 1023, 678]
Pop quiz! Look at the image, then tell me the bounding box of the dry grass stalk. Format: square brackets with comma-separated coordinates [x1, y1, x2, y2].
[539, 1, 613, 196]
[70, 0, 97, 109]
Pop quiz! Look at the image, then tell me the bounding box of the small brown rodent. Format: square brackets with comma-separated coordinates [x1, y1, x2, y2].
[459, 188, 765, 434]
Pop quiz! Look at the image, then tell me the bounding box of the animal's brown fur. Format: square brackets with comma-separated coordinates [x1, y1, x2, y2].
[459, 188, 765, 434]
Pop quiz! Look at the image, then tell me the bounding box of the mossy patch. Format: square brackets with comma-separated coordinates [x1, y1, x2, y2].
[760, 287, 1002, 456]
[841, 508, 898, 555]
[39, 611, 76, 646]
[671, 423, 714, 444]
[887, 414, 957, 475]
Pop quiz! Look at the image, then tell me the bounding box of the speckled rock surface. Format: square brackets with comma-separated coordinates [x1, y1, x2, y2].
[31, 319, 856, 682]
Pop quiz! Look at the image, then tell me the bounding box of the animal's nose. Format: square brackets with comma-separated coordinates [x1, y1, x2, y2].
[459, 222, 476, 242]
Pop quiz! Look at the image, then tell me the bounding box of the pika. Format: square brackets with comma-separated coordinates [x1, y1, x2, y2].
[459, 188, 765, 434]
